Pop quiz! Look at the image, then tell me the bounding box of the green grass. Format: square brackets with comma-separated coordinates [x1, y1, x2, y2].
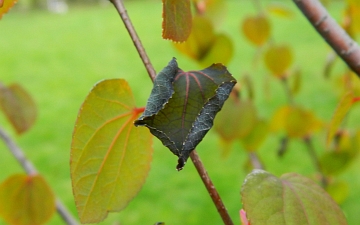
[1, 1, 360, 225]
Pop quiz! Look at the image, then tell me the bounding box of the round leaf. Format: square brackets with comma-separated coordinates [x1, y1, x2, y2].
[71, 79, 153, 223]
[266, 3, 295, 19]
[0, 174, 55, 225]
[241, 170, 348, 225]
[264, 44, 293, 77]
[242, 14, 271, 46]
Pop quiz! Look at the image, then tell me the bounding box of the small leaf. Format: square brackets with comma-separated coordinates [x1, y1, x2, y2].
[327, 92, 354, 146]
[242, 14, 271, 46]
[264, 44, 293, 77]
[135, 58, 236, 170]
[194, 0, 227, 26]
[241, 118, 268, 152]
[71, 79, 153, 223]
[266, 3, 294, 18]
[0, 83, 37, 134]
[241, 170, 348, 225]
[162, 0, 192, 42]
[0, 174, 55, 225]
[326, 180, 350, 204]
[0, 0, 17, 19]
[214, 97, 257, 142]
[173, 16, 233, 66]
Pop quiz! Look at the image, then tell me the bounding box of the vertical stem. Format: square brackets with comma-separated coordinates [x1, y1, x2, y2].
[190, 151, 234, 225]
[303, 136, 327, 188]
[281, 76, 294, 105]
[110, 0, 234, 224]
[0, 126, 78, 225]
[248, 152, 264, 170]
[110, 0, 156, 82]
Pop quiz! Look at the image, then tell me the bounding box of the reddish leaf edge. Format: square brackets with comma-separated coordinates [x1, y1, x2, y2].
[353, 97, 360, 103]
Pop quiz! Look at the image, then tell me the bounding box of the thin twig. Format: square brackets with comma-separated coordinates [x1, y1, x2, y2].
[293, 0, 360, 77]
[248, 152, 264, 170]
[110, 1, 234, 224]
[280, 76, 294, 105]
[0, 126, 78, 225]
[303, 136, 328, 188]
[110, 0, 156, 81]
[190, 151, 234, 225]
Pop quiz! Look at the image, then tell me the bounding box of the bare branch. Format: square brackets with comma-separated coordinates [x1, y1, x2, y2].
[190, 151, 234, 225]
[293, 0, 360, 76]
[109, 0, 234, 224]
[0, 126, 78, 225]
[110, 0, 156, 81]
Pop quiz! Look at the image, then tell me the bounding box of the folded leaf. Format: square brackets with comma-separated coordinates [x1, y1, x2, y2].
[135, 58, 236, 170]
[241, 170, 347, 225]
[71, 79, 153, 223]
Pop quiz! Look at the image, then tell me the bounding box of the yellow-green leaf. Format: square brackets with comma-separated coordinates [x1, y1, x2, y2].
[0, 0, 17, 19]
[242, 14, 271, 46]
[194, 0, 227, 26]
[264, 44, 293, 77]
[326, 180, 349, 204]
[70, 79, 153, 223]
[173, 16, 233, 66]
[266, 3, 294, 19]
[327, 92, 354, 146]
[0, 174, 55, 225]
[0, 83, 37, 134]
[162, 0, 192, 42]
[291, 68, 301, 95]
[241, 119, 269, 152]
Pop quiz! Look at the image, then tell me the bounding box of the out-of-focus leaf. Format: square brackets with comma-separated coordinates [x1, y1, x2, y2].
[241, 119, 268, 152]
[0, 174, 55, 225]
[194, 0, 227, 26]
[0, 83, 37, 134]
[324, 52, 337, 78]
[264, 44, 293, 77]
[266, 3, 294, 18]
[242, 75, 254, 100]
[0, 0, 17, 19]
[321, 131, 359, 175]
[71, 79, 153, 223]
[173, 16, 233, 66]
[347, 2, 360, 34]
[291, 68, 301, 95]
[271, 105, 321, 138]
[135, 58, 236, 170]
[241, 170, 348, 225]
[346, 72, 360, 96]
[326, 180, 349, 204]
[162, 0, 192, 42]
[327, 92, 353, 146]
[214, 96, 257, 142]
[242, 14, 271, 46]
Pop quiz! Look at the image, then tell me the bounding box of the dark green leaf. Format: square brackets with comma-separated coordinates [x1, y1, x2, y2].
[241, 170, 347, 225]
[135, 58, 236, 170]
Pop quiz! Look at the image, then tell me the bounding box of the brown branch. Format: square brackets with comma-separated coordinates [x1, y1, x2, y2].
[190, 151, 234, 225]
[110, 0, 234, 224]
[110, 0, 156, 81]
[293, 0, 360, 77]
[248, 152, 264, 170]
[0, 125, 78, 225]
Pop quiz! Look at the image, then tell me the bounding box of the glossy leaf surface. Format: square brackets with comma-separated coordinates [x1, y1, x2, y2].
[327, 92, 353, 146]
[135, 58, 236, 170]
[0, 83, 37, 134]
[162, 0, 192, 42]
[0, 0, 16, 19]
[0, 174, 55, 225]
[264, 44, 293, 77]
[242, 14, 271, 46]
[241, 170, 347, 225]
[71, 79, 153, 223]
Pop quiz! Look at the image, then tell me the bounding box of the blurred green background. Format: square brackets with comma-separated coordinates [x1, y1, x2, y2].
[1, 0, 360, 224]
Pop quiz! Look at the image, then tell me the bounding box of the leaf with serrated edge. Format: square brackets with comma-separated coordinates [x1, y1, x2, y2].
[71, 79, 153, 223]
[241, 170, 348, 225]
[0, 174, 55, 225]
[135, 58, 236, 170]
[0, 83, 37, 134]
[327, 92, 353, 146]
[162, 0, 192, 42]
